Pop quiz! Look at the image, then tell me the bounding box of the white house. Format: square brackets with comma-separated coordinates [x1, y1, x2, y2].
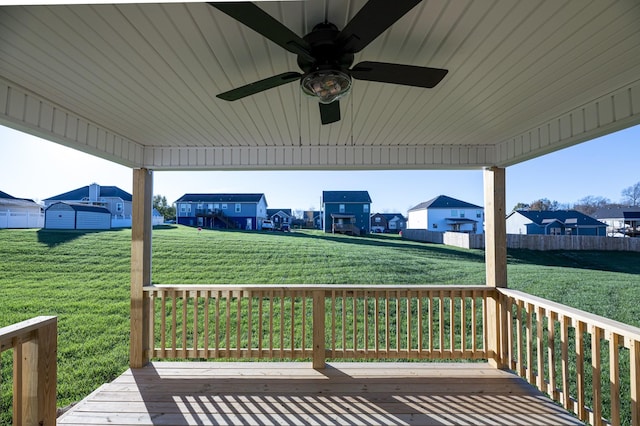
[44, 202, 112, 230]
[407, 195, 484, 234]
[0, 190, 44, 229]
[591, 206, 640, 237]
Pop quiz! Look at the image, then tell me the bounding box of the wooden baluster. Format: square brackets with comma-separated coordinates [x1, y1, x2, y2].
[536, 306, 546, 393]
[576, 320, 586, 421]
[171, 289, 177, 358]
[312, 289, 325, 369]
[160, 290, 166, 358]
[631, 339, 640, 426]
[417, 290, 423, 357]
[181, 289, 187, 358]
[204, 290, 210, 358]
[609, 332, 620, 426]
[258, 292, 264, 359]
[561, 315, 571, 412]
[591, 326, 602, 426]
[526, 303, 534, 384]
[193, 290, 198, 358]
[547, 311, 557, 401]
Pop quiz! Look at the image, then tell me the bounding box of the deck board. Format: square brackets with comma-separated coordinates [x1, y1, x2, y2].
[57, 362, 583, 425]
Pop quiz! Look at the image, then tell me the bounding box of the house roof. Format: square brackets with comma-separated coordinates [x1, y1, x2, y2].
[44, 185, 132, 202]
[408, 195, 483, 212]
[323, 191, 371, 204]
[267, 209, 293, 217]
[1, 3, 639, 171]
[592, 206, 640, 220]
[175, 193, 265, 203]
[0, 190, 36, 203]
[512, 210, 607, 227]
[46, 202, 111, 214]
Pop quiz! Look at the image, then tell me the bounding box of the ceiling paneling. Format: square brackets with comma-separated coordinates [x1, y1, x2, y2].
[1, 1, 639, 170]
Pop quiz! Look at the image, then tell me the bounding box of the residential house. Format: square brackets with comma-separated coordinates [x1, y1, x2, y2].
[267, 208, 293, 230]
[506, 210, 607, 236]
[44, 202, 111, 230]
[43, 183, 132, 219]
[175, 193, 268, 230]
[302, 210, 322, 229]
[407, 195, 484, 234]
[0, 190, 44, 228]
[370, 213, 406, 233]
[322, 191, 372, 235]
[591, 206, 640, 237]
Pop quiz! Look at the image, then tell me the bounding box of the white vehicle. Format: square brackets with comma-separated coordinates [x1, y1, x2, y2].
[261, 220, 274, 230]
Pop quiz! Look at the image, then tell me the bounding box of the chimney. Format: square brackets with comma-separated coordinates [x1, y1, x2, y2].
[89, 183, 100, 203]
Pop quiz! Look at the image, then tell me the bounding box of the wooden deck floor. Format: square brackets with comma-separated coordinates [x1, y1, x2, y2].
[57, 362, 583, 426]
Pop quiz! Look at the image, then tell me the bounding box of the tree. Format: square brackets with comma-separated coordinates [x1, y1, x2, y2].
[572, 195, 611, 216]
[153, 194, 176, 221]
[511, 202, 530, 212]
[528, 198, 559, 211]
[621, 181, 640, 206]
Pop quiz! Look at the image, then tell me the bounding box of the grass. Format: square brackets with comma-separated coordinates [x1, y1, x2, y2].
[1, 225, 639, 425]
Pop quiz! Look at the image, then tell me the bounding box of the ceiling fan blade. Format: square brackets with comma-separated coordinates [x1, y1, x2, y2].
[208, 2, 312, 59]
[319, 101, 341, 125]
[217, 72, 302, 101]
[336, 0, 423, 53]
[351, 61, 448, 88]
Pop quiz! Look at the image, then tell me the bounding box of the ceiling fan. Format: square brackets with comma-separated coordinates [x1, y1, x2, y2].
[210, 0, 448, 125]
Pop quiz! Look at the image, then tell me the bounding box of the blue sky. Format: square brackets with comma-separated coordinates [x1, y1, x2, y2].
[0, 123, 638, 214]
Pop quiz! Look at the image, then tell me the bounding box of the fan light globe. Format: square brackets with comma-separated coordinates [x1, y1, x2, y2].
[301, 70, 352, 104]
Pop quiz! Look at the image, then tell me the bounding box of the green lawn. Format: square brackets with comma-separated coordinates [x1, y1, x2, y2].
[1, 226, 639, 424]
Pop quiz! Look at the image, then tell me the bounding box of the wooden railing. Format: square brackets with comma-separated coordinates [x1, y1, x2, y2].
[143, 285, 491, 366]
[499, 289, 640, 426]
[0, 316, 57, 426]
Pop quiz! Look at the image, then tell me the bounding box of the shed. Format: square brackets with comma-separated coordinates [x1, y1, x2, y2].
[45, 202, 111, 230]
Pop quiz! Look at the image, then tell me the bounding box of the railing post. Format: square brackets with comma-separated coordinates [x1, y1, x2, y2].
[632, 339, 640, 426]
[312, 290, 325, 369]
[12, 317, 57, 426]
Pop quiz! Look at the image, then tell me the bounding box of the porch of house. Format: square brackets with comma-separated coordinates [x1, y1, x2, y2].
[56, 361, 582, 426]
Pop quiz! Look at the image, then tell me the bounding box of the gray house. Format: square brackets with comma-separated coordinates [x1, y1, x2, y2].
[43, 183, 132, 219]
[322, 191, 372, 235]
[506, 210, 607, 236]
[592, 206, 640, 237]
[175, 193, 268, 230]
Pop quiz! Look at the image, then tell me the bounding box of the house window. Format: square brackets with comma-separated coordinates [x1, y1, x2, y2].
[433, 224, 438, 229]
[363, 204, 369, 213]
[221, 204, 228, 210]
[197, 203, 203, 209]
[339, 204, 345, 213]
[375, 217, 381, 222]
[460, 211, 465, 218]
[214, 203, 220, 209]
[208, 204, 213, 209]
[235, 203, 241, 213]
[116, 202, 123, 213]
[180, 203, 190, 213]
[477, 211, 482, 218]
[451, 210, 458, 217]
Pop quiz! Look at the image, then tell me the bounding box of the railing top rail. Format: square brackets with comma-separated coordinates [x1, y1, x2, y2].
[499, 288, 640, 340]
[145, 284, 492, 292]
[0, 316, 57, 352]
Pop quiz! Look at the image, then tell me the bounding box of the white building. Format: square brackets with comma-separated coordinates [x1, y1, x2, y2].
[0, 190, 44, 229]
[407, 195, 484, 234]
[45, 202, 111, 230]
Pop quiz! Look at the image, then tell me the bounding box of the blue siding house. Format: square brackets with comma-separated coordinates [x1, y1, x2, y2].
[175, 193, 268, 230]
[322, 191, 372, 235]
[506, 210, 607, 236]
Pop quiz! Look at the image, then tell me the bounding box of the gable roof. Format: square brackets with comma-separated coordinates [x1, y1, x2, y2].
[512, 210, 607, 227]
[322, 191, 371, 204]
[46, 202, 110, 214]
[408, 195, 483, 212]
[44, 185, 132, 202]
[175, 193, 265, 204]
[267, 209, 293, 217]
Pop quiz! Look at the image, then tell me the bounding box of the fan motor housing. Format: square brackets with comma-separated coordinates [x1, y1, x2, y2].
[297, 22, 354, 74]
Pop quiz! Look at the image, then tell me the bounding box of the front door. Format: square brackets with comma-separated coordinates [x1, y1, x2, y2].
[246, 218, 252, 230]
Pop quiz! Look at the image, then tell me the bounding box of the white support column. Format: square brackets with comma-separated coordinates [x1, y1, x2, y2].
[130, 168, 153, 368]
[484, 166, 508, 368]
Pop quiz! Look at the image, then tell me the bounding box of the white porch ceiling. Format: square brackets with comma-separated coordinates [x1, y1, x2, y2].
[1, 1, 640, 171]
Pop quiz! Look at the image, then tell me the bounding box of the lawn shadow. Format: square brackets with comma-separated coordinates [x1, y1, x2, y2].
[507, 248, 640, 274]
[36, 228, 119, 247]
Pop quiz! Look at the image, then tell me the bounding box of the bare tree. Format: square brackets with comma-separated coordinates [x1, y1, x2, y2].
[528, 198, 559, 211]
[572, 195, 611, 216]
[621, 181, 640, 206]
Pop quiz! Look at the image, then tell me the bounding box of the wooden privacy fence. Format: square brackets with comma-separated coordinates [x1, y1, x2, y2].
[0, 316, 57, 426]
[499, 289, 640, 426]
[143, 285, 491, 366]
